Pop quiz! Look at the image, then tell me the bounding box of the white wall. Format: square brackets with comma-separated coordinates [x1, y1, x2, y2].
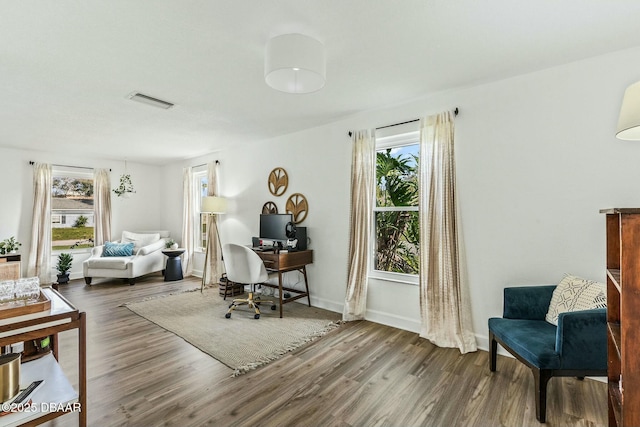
[5, 44, 640, 350]
[0, 147, 164, 281]
[163, 45, 640, 351]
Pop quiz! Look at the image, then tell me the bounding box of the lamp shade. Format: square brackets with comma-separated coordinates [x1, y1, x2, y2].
[265, 33, 326, 94]
[617, 80, 640, 140]
[201, 196, 227, 214]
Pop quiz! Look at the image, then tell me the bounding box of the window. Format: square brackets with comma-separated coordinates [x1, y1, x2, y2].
[372, 130, 420, 282]
[193, 168, 209, 252]
[51, 168, 94, 251]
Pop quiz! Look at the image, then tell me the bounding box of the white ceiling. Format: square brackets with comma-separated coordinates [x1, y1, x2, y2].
[2, 0, 640, 165]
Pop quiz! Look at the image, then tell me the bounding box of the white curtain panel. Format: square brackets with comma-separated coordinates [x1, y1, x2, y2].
[203, 161, 224, 286]
[419, 111, 477, 354]
[27, 163, 52, 284]
[343, 130, 375, 321]
[93, 168, 112, 246]
[181, 167, 194, 277]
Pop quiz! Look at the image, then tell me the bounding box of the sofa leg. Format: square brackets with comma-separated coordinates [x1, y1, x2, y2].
[533, 368, 552, 423]
[489, 332, 497, 372]
[84, 277, 92, 285]
[128, 279, 135, 286]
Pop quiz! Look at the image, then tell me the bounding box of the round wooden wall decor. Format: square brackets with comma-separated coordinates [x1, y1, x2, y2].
[268, 167, 288, 196]
[285, 193, 308, 224]
[262, 201, 278, 214]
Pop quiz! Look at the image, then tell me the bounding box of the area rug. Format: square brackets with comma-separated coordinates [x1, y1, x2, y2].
[122, 288, 342, 376]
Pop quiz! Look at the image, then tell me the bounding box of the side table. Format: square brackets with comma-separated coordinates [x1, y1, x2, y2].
[162, 248, 185, 281]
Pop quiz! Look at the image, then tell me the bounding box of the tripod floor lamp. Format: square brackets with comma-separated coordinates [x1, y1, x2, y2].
[201, 196, 228, 291]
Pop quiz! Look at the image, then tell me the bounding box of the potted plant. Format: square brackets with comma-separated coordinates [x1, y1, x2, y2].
[56, 253, 74, 284]
[113, 174, 135, 198]
[0, 236, 22, 255]
[165, 239, 179, 250]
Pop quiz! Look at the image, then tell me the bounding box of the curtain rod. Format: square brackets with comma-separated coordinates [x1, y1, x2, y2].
[28, 161, 111, 172]
[192, 160, 220, 169]
[347, 107, 459, 138]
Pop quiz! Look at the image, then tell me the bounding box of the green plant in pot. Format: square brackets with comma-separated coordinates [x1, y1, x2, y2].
[56, 253, 73, 284]
[0, 236, 22, 255]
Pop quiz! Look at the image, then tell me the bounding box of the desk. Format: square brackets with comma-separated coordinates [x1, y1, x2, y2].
[255, 250, 313, 318]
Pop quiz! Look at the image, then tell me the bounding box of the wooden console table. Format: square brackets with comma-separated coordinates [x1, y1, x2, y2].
[0, 287, 86, 426]
[255, 250, 313, 318]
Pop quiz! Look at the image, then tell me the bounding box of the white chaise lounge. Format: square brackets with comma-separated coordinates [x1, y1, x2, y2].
[83, 231, 169, 285]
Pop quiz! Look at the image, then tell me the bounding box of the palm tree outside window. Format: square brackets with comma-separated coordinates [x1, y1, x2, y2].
[372, 130, 420, 281]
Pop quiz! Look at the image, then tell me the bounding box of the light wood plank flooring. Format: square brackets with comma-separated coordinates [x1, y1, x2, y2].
[43, 275, 606, 426]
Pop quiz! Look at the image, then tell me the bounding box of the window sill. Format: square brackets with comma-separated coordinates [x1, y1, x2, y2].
[52, 248, 92, 256]
[368, 271, 418, 286]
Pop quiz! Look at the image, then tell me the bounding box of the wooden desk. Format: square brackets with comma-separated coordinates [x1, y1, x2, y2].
[255, 250, 313, 318]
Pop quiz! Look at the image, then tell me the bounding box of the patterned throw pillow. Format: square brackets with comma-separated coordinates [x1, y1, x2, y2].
[545, 274, 607, 326]
[102, 241, 135, 257]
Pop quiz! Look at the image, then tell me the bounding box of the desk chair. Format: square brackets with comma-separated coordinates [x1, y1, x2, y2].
[222, 243, 276, 319]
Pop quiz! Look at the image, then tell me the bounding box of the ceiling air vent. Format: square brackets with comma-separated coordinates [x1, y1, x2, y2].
[127, 92, 174, 109]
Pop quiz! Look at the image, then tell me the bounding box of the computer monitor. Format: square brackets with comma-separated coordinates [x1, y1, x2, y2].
[259, 214, 292, 242]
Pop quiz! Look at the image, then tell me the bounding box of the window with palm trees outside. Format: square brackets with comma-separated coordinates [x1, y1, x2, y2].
[373, 131, 419, 282]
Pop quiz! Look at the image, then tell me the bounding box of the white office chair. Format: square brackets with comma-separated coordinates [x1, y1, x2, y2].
[222, 243, 276, 319]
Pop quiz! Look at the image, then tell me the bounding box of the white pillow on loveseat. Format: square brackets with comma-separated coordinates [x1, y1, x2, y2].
[545, 274, 607, 326]
[121, 231, 160, 252]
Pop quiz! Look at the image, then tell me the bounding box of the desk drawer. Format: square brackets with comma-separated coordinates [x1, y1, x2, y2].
[258, 250, 313, 271]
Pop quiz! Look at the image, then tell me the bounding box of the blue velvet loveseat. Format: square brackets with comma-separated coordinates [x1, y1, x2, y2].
[488, 285, 607, 423]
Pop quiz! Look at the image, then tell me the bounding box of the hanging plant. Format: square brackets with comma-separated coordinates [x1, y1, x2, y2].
[113, 174, 135, 197]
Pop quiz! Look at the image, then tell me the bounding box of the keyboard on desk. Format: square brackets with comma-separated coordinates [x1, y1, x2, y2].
[251, 246, 273, 252]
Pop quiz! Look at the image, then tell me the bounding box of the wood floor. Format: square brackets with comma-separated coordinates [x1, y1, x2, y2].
[43, 275, 607, 427]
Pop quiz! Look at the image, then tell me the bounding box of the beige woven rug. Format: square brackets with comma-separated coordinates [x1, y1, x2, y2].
[123, 288, 341, 376]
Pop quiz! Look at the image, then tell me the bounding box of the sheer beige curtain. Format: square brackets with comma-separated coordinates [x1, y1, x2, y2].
[181, 167, 194, 277]
[343, 130, 375, 321]
[202, 162, 223, 286]
[93, 168, 112, 246]
[27, 163, 52, 284]
[419, 111, 476, 354]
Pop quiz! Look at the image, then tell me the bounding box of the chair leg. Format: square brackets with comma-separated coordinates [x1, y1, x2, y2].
[533, 368, 552, 423]
[489, 332, 497, 372]
[222, 280, 229, 300]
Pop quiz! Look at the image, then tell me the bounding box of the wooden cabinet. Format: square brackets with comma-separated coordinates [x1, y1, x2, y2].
[601, 208, 640, 427]
[0, 254, 21, 281]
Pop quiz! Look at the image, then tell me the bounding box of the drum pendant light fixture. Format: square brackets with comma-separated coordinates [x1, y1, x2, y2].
[265, 33, 326, 94]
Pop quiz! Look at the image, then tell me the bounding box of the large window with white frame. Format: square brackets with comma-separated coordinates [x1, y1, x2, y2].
[51, 167, 95, 252]
[371, 129, 420, 284]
